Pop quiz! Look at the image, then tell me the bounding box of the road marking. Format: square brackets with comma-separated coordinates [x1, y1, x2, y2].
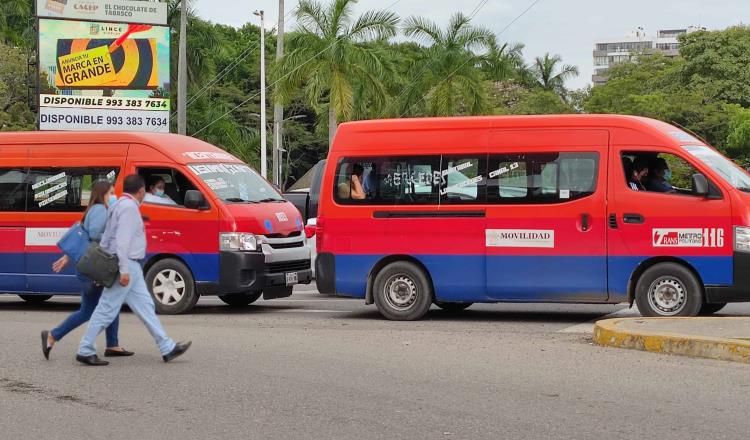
[557, 306, 641, 334]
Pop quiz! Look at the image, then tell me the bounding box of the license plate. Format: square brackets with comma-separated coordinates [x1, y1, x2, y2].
[285, 272, 298, 286]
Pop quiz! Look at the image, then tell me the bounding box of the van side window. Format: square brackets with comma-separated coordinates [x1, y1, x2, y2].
[0, 168, 28, 211]
[487, 153, 598, 204]
[138, 167, 199, 207]
[622, 151, 706, 196]
[27, 167, 120, 212]
[440, 156, 487, 204]
[335, 156, 442, 205]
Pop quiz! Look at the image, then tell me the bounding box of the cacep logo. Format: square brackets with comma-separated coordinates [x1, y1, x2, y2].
[74, 2, 98, 12]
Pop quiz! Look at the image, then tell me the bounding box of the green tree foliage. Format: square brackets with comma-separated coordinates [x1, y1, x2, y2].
[0, 42, 36, 131]
[275, 0, 399, 146]
[0, 0, 33, 47]
[400, 12, 493, 117]
[529, 52, 579, 99]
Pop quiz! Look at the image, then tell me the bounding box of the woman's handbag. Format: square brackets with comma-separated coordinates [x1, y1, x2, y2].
[56, 222, 90, 263]
[76, 243, 120, 288]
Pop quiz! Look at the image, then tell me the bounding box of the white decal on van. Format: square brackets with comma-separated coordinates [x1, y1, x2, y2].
[486, 229, 555, 248]
[106, 170, 116, 182]
[440, 176, 483, 195]
[652, 228, 724, 248]
[183, 151, 235, 161]
[442, 161, 473, 176]
[560, 189, 570, 199]
[31, 172, 65, 191]
[489, 162, 519, 179]
[275, 212, 289, 222]
[38, 190, 68, 207]
[188, 164, 251, 176]
[25, 228, 68, 246]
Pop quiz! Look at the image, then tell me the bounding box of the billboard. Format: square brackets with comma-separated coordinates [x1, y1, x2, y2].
[36, 0, 168, 26]
[38, 19, 170, 132]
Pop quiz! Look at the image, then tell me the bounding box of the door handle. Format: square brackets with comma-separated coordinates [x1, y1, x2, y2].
[623, 213, 645, 224]
[580, 213, 590, 232]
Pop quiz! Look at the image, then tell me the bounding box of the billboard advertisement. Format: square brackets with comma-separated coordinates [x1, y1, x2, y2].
[38, 19, 170, 132]
[36, 0, 168, 26]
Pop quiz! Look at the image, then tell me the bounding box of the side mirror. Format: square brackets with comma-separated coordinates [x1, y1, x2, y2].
[184, 190, 209, 210]
[692, 174, 709, 197]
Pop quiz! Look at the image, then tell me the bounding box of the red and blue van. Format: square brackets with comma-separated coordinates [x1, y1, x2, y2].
[0, 131, 311, 314]
[315, 115, 750, 320]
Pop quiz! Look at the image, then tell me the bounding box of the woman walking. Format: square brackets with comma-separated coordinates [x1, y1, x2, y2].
[41, 180, 133, 359]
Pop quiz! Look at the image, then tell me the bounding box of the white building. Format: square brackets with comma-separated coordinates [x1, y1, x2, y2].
[592, 27, 705, 86]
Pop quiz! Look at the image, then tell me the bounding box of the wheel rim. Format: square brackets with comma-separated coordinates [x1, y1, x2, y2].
[383, 274, 418, 311]
[152, 269, 186, 306]
[647, 276, 687, 316]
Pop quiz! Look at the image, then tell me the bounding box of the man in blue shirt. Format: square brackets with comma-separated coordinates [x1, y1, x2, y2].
[76, 175, 191, 366]
[645, 157, 676, 193]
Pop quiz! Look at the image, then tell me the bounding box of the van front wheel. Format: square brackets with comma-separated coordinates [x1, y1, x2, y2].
[146, 259, 198, 315]
[635, 263, 703, 317]
[373, 261, 432, 321]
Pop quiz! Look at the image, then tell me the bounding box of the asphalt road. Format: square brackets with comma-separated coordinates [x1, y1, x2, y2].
[1, 286, 750, 440]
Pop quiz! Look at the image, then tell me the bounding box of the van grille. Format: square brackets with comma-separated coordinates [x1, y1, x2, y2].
[265, 231, 301, 239]
[268, 260, 310, 273]
[267, 241, 304, 249]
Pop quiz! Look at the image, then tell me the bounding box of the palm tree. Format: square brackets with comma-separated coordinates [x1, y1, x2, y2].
[481, 38, 525, 83]
[168, 0, 223, 87]
[400, 12, 494, 117]
[1, 0, 32, 47]
[530, 53, 579, 98]
[275, 0, 399, 147]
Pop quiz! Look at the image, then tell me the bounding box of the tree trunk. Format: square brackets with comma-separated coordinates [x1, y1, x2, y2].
[328, 106, 337, 150]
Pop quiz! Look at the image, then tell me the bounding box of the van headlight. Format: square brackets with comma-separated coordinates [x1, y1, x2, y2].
[220, 233, 260, 251]
[734, 226, 750, 253]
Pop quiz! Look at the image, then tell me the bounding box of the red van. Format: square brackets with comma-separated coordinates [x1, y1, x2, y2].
[0, 131, 311, 313]
[316, 115, 750, 320]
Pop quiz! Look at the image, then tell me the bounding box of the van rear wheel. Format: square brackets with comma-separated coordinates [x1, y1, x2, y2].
[373, 261, 433, 321]
[19, 295, 52, 304]
[146, 259, 198, 315]
[219, 291, 262, 306]
[635, 263, 703, 317]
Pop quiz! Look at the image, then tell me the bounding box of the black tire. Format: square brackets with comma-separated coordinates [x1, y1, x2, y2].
[699, 302, 727, 316]
[435, 301, 473, 312]
[19, 295, 52, 304]
[635, 262, 703, 317]
[145, 259, 198, 315]
[373, 261, 433, 321]
[219, 291, 262, 306]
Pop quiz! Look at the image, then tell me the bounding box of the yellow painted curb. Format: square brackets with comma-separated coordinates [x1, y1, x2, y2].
[593, 317, 750, 364]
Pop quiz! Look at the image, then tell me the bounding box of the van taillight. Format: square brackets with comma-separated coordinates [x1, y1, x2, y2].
[316, 216, 325, 253]
[304, 225, 316, 239]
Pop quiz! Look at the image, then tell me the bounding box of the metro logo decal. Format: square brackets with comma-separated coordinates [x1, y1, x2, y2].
[652, 228, 724, 248]
[486, 229, 554, 248]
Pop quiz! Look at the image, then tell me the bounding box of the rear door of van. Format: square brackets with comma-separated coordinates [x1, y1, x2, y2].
[485, 129, 609, 301]
[26, 143, 126, 293]
[0, 144, 28, 292]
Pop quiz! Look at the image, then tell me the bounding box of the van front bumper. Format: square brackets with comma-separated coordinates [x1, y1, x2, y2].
[196, 251, 312, 297]
[705, 252, 750, 303]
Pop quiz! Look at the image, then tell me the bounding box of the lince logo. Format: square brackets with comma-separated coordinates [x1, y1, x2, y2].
[652, 228, 724, 248]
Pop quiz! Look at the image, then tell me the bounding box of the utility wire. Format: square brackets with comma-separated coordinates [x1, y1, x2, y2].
[398, 0, 542, 118]
[192, 0, 407, 137]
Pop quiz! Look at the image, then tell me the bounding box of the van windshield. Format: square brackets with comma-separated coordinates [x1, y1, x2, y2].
[682, 145, 750, 191]
[187, 163, 284, 203]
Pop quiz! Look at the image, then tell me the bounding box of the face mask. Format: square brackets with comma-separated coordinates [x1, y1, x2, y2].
[664, 169, 672, 181]
[155, 189, 165, 197]
[107, 195, 118, 207]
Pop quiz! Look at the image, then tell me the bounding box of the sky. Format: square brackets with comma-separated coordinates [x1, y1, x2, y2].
[194, 0, 749, 90]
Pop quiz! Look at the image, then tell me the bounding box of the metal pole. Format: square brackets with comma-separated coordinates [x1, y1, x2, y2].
[177, 0, 187, 135]
[272, 0, 285, 186]
[255, 10, 267, 178]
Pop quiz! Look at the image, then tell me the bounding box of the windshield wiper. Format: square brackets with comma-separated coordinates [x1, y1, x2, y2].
[223, 197, 259, 203]
[737, 187, 750, 193]
[256, 197, 285, 203]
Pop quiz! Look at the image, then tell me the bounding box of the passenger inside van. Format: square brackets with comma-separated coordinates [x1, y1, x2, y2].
[337, 164, 366, 200]
[144, 176, 178, 205]
[628, 159, 649, 191]
[645, 157, 675, 193]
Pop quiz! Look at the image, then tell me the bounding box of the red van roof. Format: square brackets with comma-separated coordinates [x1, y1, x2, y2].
[332, 115, 704, 152]
[0, 131, 243, 165]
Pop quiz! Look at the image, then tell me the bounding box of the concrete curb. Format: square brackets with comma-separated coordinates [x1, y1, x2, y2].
[593, 317, 750, 364]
